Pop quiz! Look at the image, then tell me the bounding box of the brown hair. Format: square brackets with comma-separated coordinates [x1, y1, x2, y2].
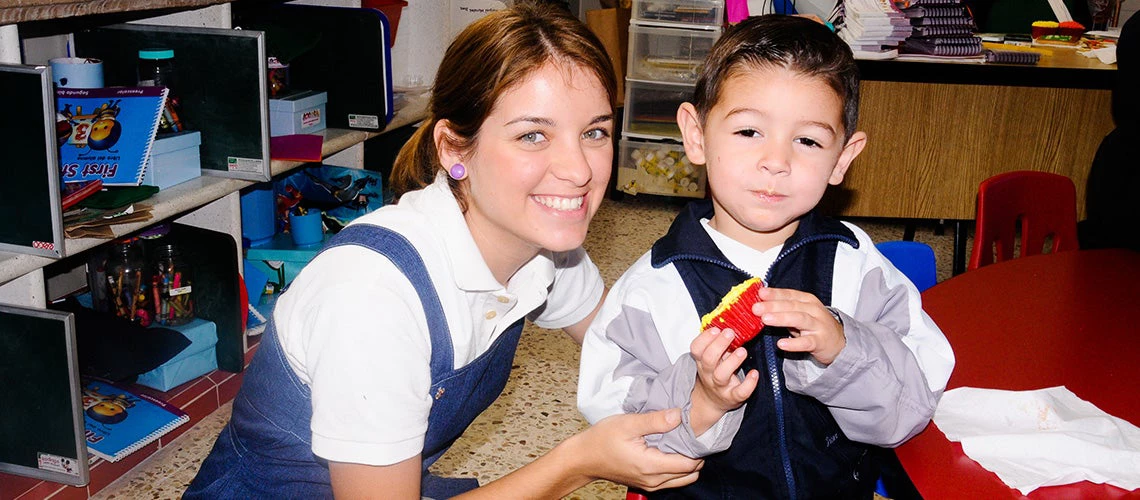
[692, 15, 861, 140]
[389, 1, 616, 209]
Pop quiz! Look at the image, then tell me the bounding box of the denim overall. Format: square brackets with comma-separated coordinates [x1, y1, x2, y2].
[184, 224, 524, 499]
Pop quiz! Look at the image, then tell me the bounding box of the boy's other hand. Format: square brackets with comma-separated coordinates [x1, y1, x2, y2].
[751, 287, 846, 365]
[689, 327, 760, 435]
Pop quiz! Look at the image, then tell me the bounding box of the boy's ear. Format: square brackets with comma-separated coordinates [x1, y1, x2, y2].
[433, 119, 462, 167]
[677, 102, 707, 165]
[829, 130, 867, 185]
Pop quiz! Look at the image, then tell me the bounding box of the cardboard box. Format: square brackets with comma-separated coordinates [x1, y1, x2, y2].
[136, 317, 218, 392]
[269, 90, 328, 137]
[141, 131, 202, 190]
[586, 8, 631, 105]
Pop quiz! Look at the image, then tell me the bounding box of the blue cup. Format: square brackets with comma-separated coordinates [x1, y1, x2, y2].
[49, 57, 104, 88]
[289, 212, 324, 247]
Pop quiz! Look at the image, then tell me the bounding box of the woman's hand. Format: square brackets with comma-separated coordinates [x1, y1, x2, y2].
[752, 287, 846, 365]
[689, 327, 759, 435]
[570, 409, 704, 491]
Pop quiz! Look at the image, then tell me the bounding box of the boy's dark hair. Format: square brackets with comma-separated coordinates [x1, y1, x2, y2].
[692, 14, 861, 140]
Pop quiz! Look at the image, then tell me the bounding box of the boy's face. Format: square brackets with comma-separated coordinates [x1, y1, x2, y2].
[678, 66, 866, 251]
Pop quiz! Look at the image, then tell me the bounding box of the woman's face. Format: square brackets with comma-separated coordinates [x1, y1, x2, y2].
[459, 61, 614, 257]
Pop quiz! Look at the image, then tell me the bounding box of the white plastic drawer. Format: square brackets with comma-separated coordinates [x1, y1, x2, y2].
[632, 0, 725, 28]
[628, 24, 721, 84]
[622, 79, 694, 140]
[617, 138, 706, 198]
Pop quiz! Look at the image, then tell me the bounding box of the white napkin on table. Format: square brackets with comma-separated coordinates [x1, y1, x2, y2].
[933, 386, 1140, 495]
[1081, 46, 1117, 65]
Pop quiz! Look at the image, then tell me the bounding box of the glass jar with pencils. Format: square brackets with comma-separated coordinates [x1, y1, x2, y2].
[105, 239, 153, 326]
[152, 243, 194, 326]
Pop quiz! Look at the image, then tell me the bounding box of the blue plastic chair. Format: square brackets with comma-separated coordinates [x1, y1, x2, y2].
[876, 241, 938, 292]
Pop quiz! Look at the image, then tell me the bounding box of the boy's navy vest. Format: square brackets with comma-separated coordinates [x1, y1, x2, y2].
[648, 201, 880, 499]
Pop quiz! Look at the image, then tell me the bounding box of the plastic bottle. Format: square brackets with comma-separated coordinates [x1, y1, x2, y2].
[137, 48, 184, 133]
[153, 243, 194, 326]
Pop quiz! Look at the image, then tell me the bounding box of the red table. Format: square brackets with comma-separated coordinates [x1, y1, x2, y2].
[896, 249, 1140, 499]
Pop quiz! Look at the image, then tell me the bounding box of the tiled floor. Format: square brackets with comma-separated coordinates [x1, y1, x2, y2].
[81, 194, 962, 499]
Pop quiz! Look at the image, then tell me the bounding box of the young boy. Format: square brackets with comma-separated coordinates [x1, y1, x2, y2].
[578, 15, 955, 498]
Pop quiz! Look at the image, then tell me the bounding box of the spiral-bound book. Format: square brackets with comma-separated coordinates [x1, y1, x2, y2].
[56, 86, 168, 186]
[81, 377, 188, 462]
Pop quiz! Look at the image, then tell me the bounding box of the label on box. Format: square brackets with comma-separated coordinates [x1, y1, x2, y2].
[38, 453, 81, 477]
[348, 114, 381, 129]
[301, 109, 322, 129]
[227, 156, 264, 173]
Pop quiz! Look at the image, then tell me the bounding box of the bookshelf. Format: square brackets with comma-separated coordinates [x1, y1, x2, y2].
[0, 2, 427, 496]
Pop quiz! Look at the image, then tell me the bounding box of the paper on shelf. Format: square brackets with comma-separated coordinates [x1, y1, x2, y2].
[934, 386, 1140, 495]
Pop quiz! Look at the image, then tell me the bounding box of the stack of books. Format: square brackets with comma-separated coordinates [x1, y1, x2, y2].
[832, 0, 911, 59]
[898, 0, 983, 57]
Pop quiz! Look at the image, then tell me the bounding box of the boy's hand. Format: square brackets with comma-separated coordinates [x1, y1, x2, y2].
[752, 287, 846, 365]
[689, 327, 760, 435]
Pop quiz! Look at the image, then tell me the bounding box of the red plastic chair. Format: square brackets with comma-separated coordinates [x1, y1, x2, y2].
[968, 171, 1078, 271]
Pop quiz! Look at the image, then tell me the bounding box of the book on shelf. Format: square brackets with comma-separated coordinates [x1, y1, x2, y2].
[911, 25, 976, 37]
[81, 377, 189, 462]
[909, 16, 976, 27]
[903, 0, 962, 6]
[61, 179, 103, 211]
[901, 5, 968, 17]
[901, 37, 984, 55]
[911, 35, 984, 45]
[834, 0, 910, 58]
[56, 86, 168, 186]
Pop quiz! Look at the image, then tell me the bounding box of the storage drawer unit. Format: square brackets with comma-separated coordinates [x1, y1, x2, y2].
[622, 79, 694, 140]
[632, 0, 725, 28]
[628, 24, 720, 84]
[617, 138, 706, 198]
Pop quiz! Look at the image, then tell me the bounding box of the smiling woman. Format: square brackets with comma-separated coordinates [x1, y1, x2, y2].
[182, 3, 704, 500]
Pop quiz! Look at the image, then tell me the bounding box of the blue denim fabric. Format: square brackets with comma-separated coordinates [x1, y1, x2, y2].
[185, 225, 524, 499]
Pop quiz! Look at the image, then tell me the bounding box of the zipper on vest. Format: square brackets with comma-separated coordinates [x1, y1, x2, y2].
[759, 232, 856, 500]
[671, 230, 858, 499]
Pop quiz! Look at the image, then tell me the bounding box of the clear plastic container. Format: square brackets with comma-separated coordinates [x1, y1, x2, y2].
[632, 0, 725, 28]
[137, 48, 185, 132]
[628, 24, 721, 84]
[617, 138, 706, 198]
[622, 79, 694, 140]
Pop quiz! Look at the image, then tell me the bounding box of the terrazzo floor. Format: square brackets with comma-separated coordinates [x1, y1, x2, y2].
[90, 194, 962, 500]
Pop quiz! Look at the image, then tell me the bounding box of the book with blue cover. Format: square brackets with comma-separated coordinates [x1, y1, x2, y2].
[56, 87, 167, 186]
[81, 377, 188, 462]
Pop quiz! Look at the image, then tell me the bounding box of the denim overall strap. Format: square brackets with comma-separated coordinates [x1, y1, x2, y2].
[185, 224, 524, 499]
[328, 225, 527, 498]
[322, 224, 456, 381]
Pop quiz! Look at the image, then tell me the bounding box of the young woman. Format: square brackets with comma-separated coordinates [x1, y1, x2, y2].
[184, 3, 703, 499]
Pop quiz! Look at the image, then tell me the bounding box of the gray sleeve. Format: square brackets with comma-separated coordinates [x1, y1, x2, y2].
[606, 306, 745, 458]
[782, 267, 944, 447]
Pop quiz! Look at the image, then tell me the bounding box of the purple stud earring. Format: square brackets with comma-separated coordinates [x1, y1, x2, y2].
[448, 163, 467, 180]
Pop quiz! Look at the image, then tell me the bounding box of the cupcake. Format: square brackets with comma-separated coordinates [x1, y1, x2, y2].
[1031, 20, 1059, 39]
[1058, 20, 1085, 40]
[700, 277, 765, 351]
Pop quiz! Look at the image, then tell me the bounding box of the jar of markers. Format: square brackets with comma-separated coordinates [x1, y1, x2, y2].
[105, 239, 153, 325]
[152, 243, 194, 326]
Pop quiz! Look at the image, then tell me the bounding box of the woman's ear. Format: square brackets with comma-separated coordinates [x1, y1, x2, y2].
[677, 102, 707, 165]
[433, 119, 461, 167]
[829, 130, 867, 185]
